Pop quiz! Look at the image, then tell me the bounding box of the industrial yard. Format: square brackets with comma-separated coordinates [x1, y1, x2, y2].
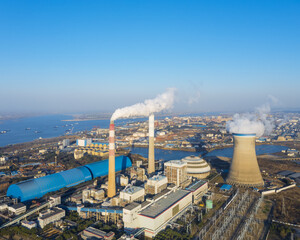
[0, 113, 299, 239]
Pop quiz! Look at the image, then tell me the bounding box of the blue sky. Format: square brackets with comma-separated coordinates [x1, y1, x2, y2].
[0, 1, 299, 114]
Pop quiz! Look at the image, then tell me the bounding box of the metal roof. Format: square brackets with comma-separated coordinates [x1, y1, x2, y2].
[139, 189, 190, 218]
[288, 172, 300, 179]
[7, 156, 132, 202]
[277, 170, 294, 176]
[220, 184, 232, 191]
[185, 180, 207, 192]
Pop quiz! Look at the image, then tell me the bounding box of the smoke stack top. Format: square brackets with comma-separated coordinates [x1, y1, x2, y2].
[226, 103, 274, 138]
[111, 88, 176, 121]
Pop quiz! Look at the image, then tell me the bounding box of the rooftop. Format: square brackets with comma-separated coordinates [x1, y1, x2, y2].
[10, 203, 25, 209]
[148, 175, 167, 182]
[185, 180, 207, 192]
[139, 189, 190, 218]
[122, 186, 144, 195]
[39, 208, 64, 220]
[164, 160, 187, 167]
[124, 202, 140, 211]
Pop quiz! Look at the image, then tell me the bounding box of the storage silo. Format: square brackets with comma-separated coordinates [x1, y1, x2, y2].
[226, 133, 264, 187]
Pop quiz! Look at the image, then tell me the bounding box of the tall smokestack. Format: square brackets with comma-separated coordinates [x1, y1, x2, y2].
[148, 114, 155, 174]
[107, 121, 116, 197]
[227, 133, 264, 187]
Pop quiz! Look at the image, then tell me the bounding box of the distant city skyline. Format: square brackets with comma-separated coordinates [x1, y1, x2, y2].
[0, 1, 299, 114]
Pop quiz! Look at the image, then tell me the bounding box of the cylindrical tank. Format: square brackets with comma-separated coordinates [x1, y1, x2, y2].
[226, 133, 264, 187]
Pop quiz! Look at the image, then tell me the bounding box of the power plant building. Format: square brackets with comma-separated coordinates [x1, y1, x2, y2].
[226, 133, 264, 187]
[7, 156, 132, 202]
[123, 189, 192, 238]
[145, 175, 168, 195]
[164, 160, 188, 187]
[120, 186, 145, 204]
[181, 155, 211, 179]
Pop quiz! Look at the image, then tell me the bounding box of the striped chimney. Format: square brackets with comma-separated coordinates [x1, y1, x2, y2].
[148, 114, 155, 174]
[107, 121, 116, 197]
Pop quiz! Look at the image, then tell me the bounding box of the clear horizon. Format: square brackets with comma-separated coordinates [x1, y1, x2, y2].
[1, 1, 299, 114]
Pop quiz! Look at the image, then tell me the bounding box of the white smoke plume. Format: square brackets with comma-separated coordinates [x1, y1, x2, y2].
[111, 88, 176, 121]
[226, 103, 274, 137]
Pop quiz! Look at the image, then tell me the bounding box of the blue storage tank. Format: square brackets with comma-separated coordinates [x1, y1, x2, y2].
[7, 156, 132, 202]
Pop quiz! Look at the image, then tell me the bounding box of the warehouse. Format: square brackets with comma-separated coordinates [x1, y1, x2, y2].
[123, 189, 193, 238]
[7, 156, 132, 202]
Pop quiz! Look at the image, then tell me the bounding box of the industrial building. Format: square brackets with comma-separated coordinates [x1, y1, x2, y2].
[120, 186, 145, 204]
[123, 189, 193, 238]
[227, 133, 264, 187]
[7, 156, 132, 202]
[81, 226, 115, 240]
[181, 155, 211, 179]
[8, 203, 26, 215]
[82, 188, 105, 204]
[145, 175, 168, 195]
[185, 179, 208, 203]
[164, 160, 188, 187]
[38, 207, 65, 228]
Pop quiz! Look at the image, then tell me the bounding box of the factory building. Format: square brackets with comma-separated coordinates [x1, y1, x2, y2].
[120, 186, 145, 205]
[164, 160, 188, 187]
[82, 188, 105, 204]
[38, 207, 65, 228]
[21, 220, 37, 229]
[185, 180, 208, 203]
[8, 203, 26, 215]
[181, 155, 211, 179]
[81, 226, 115, 240]
[76, 138, 92, 147]
[7, 156, 132, 202]
[123, 189, 192, 238]
[145, 175, 168, 195]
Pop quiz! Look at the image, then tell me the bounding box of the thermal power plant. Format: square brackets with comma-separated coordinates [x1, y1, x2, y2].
[148, 114, 155, 174]
[226, 133, 264, 187]
[107, 121, 116, 198]
[7, 156, 132, 202]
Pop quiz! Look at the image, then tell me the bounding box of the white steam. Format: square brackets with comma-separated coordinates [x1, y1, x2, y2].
[111, 88, 176, 121]
[226, 103, 274, 137]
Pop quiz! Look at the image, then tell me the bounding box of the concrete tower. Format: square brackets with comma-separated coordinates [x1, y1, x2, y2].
[227, 133, 264, 187]
[107, 121, 116, 197]
[148, 114, 155, 174]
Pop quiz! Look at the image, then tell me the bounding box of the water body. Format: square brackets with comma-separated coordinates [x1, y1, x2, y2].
[0, 115, 147, 147]
[129, 145, 289, 161]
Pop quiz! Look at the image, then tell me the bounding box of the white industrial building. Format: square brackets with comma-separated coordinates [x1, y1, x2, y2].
[38, 207, 65, 228]
[76, 138, 92, 147]
[0, 156, 8, 163]
[164, 160, 188, 187]
[8, 203, 26, 215]
[82, 188, 105, 203]
[120, 186, 145, 204]
[181, 155, 211, 179]
[185, 180, 208, 203]
[21, 220, 37, 229]
[145, 175, 168, 195]
[123, 188, 193, 238]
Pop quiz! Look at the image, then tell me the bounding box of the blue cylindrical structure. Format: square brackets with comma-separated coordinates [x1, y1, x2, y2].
[85, 155, 132, 179]
[7, 156, 132, 202]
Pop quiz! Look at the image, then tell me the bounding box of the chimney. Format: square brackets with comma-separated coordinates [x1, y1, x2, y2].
[107, 121, 116, 197]
[148, 114, 155, 174]
[227, 133, 264, 187]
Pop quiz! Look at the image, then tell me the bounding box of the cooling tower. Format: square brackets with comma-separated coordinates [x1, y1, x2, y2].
[148, 114, 155, 174]
[107, 121, 116, 197]
[226, 133, 264, 187]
